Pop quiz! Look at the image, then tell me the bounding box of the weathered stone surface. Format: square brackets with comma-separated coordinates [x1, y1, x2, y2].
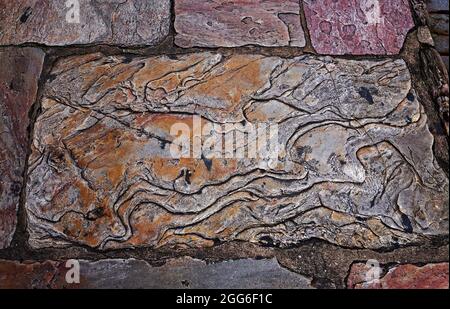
[433, 34, 449, 54]
[347, 262, 449, 289]
[0, 0, 170, 46]
[426, 2, 449, 72]
[0, 260, 61, 289]
[417, 27, 435, 46]
[0, 47, 44, 249]
[174, 0, 305, 48]
[0, 257, 312, 289]
[26, 52, 449, 250]
[429, 14, 449, 35]
[304, 0, 415, 55]
[426, 0, 449, 12]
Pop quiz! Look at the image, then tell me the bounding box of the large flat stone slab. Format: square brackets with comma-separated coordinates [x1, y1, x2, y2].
[174, 0, 305, 47]
[426, 0, 449, 12]
[26, 52, 449, 250]
[0, 0, 170, 46]
[304, 0, 415, 55]
[0, 257, 312, 289]
[0, 47, 44, 248]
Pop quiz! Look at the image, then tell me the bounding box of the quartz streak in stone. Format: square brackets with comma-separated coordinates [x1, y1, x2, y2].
[175, 0, 305, 47]
[0, 0, 170, 46]
[304, 0, 415, 55]
[0, 47, 44, 248]
[26, 52, 449, 250]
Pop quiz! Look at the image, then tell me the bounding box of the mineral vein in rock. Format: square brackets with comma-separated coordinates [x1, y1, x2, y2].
[26, 52, 449, 250]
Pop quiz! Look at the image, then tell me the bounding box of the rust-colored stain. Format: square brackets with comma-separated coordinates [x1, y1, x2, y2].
[24, 52, 449, 252]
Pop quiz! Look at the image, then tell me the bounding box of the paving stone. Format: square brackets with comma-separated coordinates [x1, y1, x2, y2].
[0, 0, 170, 46]
[303, 0, 415, 55]
[426, 0, 449, 12]
[0, 47, 44, 249]
[429, 13, 449, 35]
[25, 52, 449, 250]
[433, 33, 449, 54]
[417, 26, 435, 46]
[347, 262, 449, 289]
[174, 0, 305, 48]
[441, 55, 449, 70]
[0, 257, 313, 289]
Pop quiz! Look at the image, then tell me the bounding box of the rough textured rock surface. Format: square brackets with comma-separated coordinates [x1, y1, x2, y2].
[0, 0, 171, 46]
[174, 0, 305, 48]
[426, 0, 449, 11]
[347, 262, 449, 289]
[25, 52, 449, 250]
[0, 0, 448, 291]
[0, 47, 44, 249]
[429, 14, 449, 35]
[426, 0, 449, 70]
[0, 257, 312, 289]
[304, 0, 415, 55]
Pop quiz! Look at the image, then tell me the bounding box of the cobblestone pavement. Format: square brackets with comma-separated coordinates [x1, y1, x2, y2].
[0, 0, 448, 289]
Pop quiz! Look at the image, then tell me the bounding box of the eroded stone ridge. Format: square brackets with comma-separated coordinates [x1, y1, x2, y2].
[304, 0, 415, 55]
[0, 0, 170, 46]
[175, 0, 305, 47]
[0, 47, 45, 249]
[26, 52, 449, 250]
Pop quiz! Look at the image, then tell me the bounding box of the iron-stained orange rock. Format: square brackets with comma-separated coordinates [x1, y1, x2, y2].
[26, 52, 449, 250]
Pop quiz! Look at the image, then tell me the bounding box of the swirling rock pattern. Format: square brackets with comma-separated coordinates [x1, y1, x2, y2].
[26, 52, 449, 250]
[304, 0, 415, 55]
[0, 0, 170, 46]
[174, 0, 305, 48]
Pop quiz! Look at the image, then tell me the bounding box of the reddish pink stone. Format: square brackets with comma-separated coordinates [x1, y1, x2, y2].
[347, 262, 449, 289]
[304, 0, 415, 55]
